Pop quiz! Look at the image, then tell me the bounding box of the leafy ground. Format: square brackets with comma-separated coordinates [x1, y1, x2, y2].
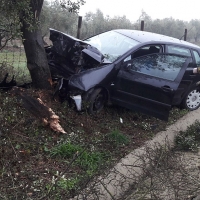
[0, 88, 188, 199]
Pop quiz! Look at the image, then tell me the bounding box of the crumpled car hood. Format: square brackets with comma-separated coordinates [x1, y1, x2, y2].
[46, 29, 106, 79]
[69, 64, 115, 91]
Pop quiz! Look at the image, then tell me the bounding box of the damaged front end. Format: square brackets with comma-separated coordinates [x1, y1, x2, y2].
[54, 62, 115, 112]
[46, 29, 107, 80]
[47, 29, 115, 112]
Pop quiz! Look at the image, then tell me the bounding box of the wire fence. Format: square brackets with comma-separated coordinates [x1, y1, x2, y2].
[0, 39, 31, 86]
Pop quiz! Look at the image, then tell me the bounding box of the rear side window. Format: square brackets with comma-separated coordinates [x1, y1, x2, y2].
[129, 54, 188, 81]
[192, 50, 200, 65]
[167, 46, 191, 57]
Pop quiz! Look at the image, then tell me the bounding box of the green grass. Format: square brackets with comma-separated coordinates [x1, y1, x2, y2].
[108, 129, 130, 146]
[50, 142, 82, 158]
[50, 141, 108, 175]
[57, 177, 79, 190]
[77, 151, 106, 172]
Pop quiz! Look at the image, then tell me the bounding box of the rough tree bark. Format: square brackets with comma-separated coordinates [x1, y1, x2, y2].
[0, 34, 3, 47]
[21, 0, 52, 89]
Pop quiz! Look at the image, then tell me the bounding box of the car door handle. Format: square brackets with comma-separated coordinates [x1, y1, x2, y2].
[161, 86, 174, 92]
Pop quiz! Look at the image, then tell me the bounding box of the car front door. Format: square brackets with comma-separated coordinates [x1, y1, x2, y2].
[110, 53, 192, 120]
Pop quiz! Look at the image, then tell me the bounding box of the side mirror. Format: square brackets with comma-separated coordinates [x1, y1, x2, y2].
[124, 63, 132, 71]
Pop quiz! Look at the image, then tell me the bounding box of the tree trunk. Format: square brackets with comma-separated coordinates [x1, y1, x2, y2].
[21, 0, 52, 89]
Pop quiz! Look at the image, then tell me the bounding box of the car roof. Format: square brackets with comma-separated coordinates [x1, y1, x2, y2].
[114, 29, 200, 49]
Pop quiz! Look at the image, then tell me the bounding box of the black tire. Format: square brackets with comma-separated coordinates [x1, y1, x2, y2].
[87, 88, 107, 114]
[181, 86, 200, 110]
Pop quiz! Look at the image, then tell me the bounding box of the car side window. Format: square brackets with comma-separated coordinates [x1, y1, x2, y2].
[124, 45, 162, 62]
[167, 45, 191, 57]
[192, 50, 200, 65]
[128, 54, 188, 81]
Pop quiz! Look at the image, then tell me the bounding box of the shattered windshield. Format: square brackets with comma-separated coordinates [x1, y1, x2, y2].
[85, 31, 139, 62]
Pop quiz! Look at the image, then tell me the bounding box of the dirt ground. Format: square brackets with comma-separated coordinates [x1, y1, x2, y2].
[0, 88, 189, 199]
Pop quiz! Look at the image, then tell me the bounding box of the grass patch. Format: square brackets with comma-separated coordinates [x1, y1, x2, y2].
[108, 129, 129, 146]
[50, 142, 82, 158]
[50, 141, 108, 175]
[77, 151, 106, 172]
[57, 176, 79, 190]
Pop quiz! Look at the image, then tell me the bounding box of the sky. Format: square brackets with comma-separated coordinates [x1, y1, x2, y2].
[79, 0, 200, 22]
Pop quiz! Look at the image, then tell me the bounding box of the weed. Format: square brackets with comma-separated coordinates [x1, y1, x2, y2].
[77, 151, 105, 172]
[168, 108, 189, 125]
[50, 142, 107, 174]
[50, 142, 83, 158]
[140, 121, 152, 131]
[57, 177, 79, 190]
[175, 120, 200, 151]
[108, 129, 129, 146]
[15, 144, 21, 149]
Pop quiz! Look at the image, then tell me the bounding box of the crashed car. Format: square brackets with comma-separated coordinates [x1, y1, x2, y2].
[46, 28, 200, 120]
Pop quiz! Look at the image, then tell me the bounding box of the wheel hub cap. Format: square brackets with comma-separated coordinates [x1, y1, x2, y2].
[186, 90, 200, 109]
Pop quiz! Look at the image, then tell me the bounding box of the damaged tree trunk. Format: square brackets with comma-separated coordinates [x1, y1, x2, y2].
[21, 0, 52, 89]
[12, 87, 66, 134]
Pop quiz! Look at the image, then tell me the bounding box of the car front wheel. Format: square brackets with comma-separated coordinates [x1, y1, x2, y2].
[87, 88, 107, 114]
[181, 87, 200, 110]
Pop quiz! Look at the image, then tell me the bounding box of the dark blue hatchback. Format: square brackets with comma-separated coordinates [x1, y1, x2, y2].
[47, 29, 200, 120]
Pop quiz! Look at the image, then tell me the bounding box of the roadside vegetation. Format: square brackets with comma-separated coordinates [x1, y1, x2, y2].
[123, 120, 200, 200]
[0, 44, 192, 199]
[1, 0, 200, 199]
[175, 120, 200, 151]
[0, 84, 189, 199]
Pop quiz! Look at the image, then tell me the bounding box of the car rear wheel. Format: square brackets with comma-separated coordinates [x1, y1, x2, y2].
[87, 88, 107, 114]
[181, 87, 200, 110]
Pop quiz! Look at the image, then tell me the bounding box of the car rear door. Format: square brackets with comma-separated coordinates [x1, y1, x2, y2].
[110, 53, 192, 120]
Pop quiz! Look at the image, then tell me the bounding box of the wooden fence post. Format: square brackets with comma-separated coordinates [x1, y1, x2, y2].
[141, 20, 144, 31]
[184, 29, 187, 41]
[77, 16, 82, 39]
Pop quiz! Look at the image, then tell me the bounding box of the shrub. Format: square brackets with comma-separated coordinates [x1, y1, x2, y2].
[175, 120, 200, 151]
